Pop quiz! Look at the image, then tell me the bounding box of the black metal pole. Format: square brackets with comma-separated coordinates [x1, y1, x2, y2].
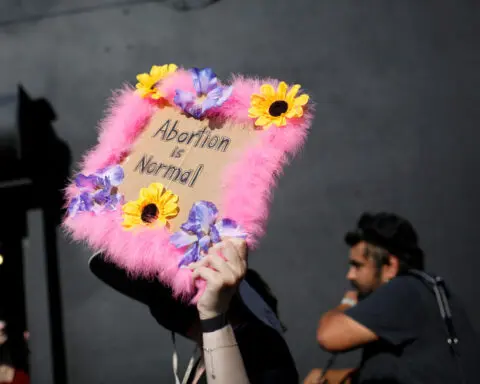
[42, 208, 67, 384]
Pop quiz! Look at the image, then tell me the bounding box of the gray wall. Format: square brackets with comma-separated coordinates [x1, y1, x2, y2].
[1, 0, 479, 383]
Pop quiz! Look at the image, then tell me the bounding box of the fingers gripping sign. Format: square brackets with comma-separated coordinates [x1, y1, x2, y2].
[189, 239, 248, 320]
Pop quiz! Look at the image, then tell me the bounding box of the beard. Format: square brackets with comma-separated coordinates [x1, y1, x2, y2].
[350, 280, 375, 301]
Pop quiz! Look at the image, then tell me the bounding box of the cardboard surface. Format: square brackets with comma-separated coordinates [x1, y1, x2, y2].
[120, 106, 258, 231]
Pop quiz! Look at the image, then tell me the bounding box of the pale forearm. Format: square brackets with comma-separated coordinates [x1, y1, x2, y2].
[202, 325, 249, 384]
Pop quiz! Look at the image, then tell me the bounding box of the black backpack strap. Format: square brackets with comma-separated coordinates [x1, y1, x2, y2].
[408, 270, 466, 384]
[408, 270, 459, 346]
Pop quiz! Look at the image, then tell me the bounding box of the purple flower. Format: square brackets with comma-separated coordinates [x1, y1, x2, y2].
[170, 201, 246, 267]
[174, 68, 233, 119]
[68, 165, 124, 217]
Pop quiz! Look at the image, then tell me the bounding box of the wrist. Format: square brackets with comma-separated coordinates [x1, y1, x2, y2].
[200, 313, 228, 333]
[340, 297, 357, 307]
[199, 309, 225, 321]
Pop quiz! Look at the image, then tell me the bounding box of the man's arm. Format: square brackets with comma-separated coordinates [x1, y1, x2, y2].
[317, 291, 378, 352]
[319, 277, 424, 352]
[304, 368, 355, 384]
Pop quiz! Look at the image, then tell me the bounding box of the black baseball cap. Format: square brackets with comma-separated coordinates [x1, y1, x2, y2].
[345, 212, 424, 270]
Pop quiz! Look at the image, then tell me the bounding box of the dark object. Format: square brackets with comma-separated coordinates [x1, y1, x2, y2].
[408, 270, 465, 384]
[200, 313, 228, 333]
[0, 85, 71, 384]
[345, 212, 424, 270]
[89, 252, 299, 383]
[345, 275, 479, 383]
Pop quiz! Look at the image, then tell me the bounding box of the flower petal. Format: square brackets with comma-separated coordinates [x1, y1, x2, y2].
[191, 68, 217, 95]
[122, 201, 141, 215]
[215, 218, 247, 239]
[255, 115, 272, 127]
[136, 73, 151, 85]
[210, 224, 221, 243]
[178, 243, 201, 267]
[201, 86, 232, 114]
[101, 165, 124, 186]
[250, 94, 266, 106]
[181, 221, 203, 235]
[248, 106, 266, 118]
[170, 231, 198, 248]
[174, 89, 195, 109]
[186, 104, 203, 119]
[216, 85, 233, 105]
[286, 84, 301, 102]
[277, 82, 288, 99]
[190, 201, 218, 233]
[150, 65, 164, 78]
[294, 94, 309, 107]
[68, 196, 80, 216]
[198, 235, 211, 253]
[75, 174, 101, 190]
[92, 188, 109, 205]
[260, 84, 275, 97]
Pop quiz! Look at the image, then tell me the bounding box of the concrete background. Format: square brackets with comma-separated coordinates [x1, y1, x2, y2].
[1, 0, 479, 382]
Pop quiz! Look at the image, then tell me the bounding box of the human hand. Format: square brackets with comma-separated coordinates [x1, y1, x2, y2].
[303, 368, 326, 384]
[189, 239, 248, 320]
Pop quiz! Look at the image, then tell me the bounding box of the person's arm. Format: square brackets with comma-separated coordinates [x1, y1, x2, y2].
[189, 239, 250, 384]
[318, 277, 423, 353]
[317, 291, 377, 352]
[303, 368, 355, 384]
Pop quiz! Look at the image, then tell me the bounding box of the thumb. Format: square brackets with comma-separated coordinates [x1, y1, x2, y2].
[226, 237, 248, 256]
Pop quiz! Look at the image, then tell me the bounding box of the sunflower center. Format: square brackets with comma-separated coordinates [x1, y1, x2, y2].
[141, 203, 159, 223]
[268, 100, 289, 117]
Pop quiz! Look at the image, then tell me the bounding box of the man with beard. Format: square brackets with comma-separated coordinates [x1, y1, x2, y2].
[304, 212, 478, 384]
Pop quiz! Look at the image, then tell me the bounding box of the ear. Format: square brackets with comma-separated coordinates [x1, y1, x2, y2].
[382, 255, 400, 281]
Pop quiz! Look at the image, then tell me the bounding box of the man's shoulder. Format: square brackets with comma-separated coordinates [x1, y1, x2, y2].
[377, 274, 429, 296]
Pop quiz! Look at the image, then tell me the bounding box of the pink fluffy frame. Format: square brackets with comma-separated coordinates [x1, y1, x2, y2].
[63, 68, 314, 302]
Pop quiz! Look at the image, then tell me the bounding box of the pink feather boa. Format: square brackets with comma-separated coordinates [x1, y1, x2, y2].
[63, 68, 314, 302]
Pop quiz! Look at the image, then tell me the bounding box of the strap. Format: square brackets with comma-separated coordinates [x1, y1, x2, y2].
[408, 270, 458, 345]
[200, 313, 228, 333]
[171, 332, 198, 384]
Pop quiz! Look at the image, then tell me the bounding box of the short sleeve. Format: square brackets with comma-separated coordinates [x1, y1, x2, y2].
[345, 276, 426, 346]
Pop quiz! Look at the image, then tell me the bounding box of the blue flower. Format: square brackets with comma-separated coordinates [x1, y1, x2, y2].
[174, 68, 233, 119]
[68, 165, 124, 217]
[170, 201, 246, 267]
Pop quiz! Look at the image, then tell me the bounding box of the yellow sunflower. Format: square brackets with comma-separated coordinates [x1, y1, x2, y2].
[248, 81, 309, 129]
[135, 64, 178, 99]
[122, 183, 179, 229]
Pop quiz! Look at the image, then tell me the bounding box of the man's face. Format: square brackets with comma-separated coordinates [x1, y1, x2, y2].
[346, 241, 383, 299]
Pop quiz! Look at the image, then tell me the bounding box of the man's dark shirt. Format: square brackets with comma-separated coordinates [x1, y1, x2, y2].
[345, 275, 479, 383]
[89, 254, 298, 383]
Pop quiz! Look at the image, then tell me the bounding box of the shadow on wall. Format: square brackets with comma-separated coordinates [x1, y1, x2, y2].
[0, 85, 72, 384]
[0, 0, 223, 28]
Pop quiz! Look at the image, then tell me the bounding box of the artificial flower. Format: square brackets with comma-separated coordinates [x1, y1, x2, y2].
[122, 182, 179, 229]
[135, 64, 178, 99]
[248, 81, 309, 129]
[173, 68, 233, 119]
[170, 201, 246, 267]
[68, 165, 124, 217]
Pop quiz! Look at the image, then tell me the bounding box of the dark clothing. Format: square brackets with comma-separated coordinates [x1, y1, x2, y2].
[185, 321, 298, 384]
[346, 275, 479, 383]
[89, 254, 298, 383]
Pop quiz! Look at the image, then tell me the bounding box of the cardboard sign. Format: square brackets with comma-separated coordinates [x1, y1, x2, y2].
[119, 107, 258, 231]
[63, 65, 313, 299]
